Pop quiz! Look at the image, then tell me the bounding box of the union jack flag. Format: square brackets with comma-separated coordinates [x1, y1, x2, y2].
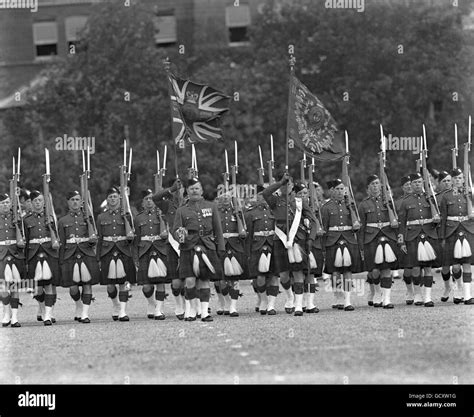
[168, 72, 230, 145]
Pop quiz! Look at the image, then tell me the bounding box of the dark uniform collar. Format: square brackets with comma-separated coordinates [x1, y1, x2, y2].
[107, 207, 120, 215]
[69, 210, 81, 216]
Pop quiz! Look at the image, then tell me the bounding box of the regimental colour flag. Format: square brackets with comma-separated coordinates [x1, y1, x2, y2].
[168, 72, 231, 145]
[288, 74, 345, 161]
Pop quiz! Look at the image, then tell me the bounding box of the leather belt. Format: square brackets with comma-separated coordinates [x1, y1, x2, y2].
[223, 232, 239, 239]
[141, 235, 162, 242]
[406, 219, 433, 226]
[328, 226, 352, 232]
[0, 240, 17, 246]
[254, 230, 275, 237]
[66, 237, 89, 244]
[366, 222, 390, 229]
[29, 238, 51, 244]
[447, 216, 468, 222]
[188, 230, 213, 237]
[103, 236, 127, 242]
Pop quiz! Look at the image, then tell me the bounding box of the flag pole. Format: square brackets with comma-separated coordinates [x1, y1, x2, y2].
[285, 51, 296, 245]
[163, 57, 180, 180]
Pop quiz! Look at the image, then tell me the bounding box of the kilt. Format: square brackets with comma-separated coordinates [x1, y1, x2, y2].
[179, 247, 223, 281]
[248, 242, 274, 279]
[137, 246, 171, 285]
[443, 229, 474, 266]
[99, 251, 136, 285]
[222, 246, 247, 281]
[324, 239, 363, 274]
[310, 247, 324, 277]
[404, 235, 440, 268]
[363, 233, 400, 272]
[166, 243, 180, 280]
[60, 251, 100, 287]
[0, 255, 26, 291]
[270, 239, 290, 275]
[288, 238, 309, 273]
[27, 253, 60, 287]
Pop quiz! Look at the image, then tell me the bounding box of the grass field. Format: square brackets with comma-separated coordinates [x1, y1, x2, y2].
[0, 272, 473, 384]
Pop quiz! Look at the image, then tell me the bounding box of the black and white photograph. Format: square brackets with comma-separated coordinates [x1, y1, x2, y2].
[0, 0, 473, 416]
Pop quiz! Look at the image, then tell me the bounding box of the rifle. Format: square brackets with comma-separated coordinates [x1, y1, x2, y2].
[257, 145, 265, 186]
[9, 149, 25, 247]
[452, 123, 458, 170]
[80, 147, 98, 241]
[307, 157, 324, 236]
[43, 149, 60, 250]
[464, 116, 474, 219]
[421, 125, 440, 222]
[230, 142, 247, 236]
[121, 140, 135, 240]
[341, 131, 361, 230]
[300, 152, 306, 182]
[379, 125, 398, 228]
[268, 134, 274, 185]
[153, 147, 168, 233]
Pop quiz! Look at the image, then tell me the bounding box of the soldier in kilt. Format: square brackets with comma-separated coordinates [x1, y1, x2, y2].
[262, 174, 317, 316]
[216, 192, 247, 317]
[97, 187, 136, 321]
[358, 175, 399, 309]
[245, 186, 278, 315]
[134, 189, 170, 320]
[434, 171, 456, 302]
[172, 177, 224, 322]
[397, 173, 441, 307]
[0, 193, 26, 327]
[395, 176, 415, 304]
[24, 190, 60, 326]
[439, 168, 474, 305]
[58, 191, 100, 323]
[152, 179, 185, 320]
[321, 179, 363, 311]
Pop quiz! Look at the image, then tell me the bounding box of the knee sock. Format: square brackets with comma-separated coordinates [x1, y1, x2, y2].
[81, 293, 92, 318]
[10, 298, 19, 322]
[2, 294, 10, 305]
[118, 291, 129, 316]
[199, 288, 211, 317]
[463, 272, 472, 300]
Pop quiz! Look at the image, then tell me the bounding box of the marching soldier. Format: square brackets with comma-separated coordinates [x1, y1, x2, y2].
[439, 168, 474, 305]
[245, 185, 278, 315]
[152, 178, 185, 320]
[435, 171, 454, 301]
[321, 179, 363, 311]
[24, 190, 60, 325]
[216, 191, 247, 317]
[58, 191, 100, 323]
[358, 175, 399, 309]
[97, 187, 136, 321]
[134, 189, 170, 320]
[397, 173, 440, 307]
[262, 174, 317, 316]
[0, 193, 26, 327]
[396, 176, 415, 304]
[172, 177, 224, 322]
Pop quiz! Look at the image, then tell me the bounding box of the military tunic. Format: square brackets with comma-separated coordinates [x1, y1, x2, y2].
[244, 199, 275, 278]
[97, 208, 136, 285]
[320, 199, 363, 274]
[262, 184, 317, 274]
[57, 210, 100, 287]
[358, 195, 399, 271]
[24, 212, 60, 286]
[397, 192, 440, 268]
[173, 198, 224, 281]
[134, 208, 170, 284]
[152, 189, 181, 280]
[0, 211, 26, 287]
[218, 203, 247, 280]
[307, 207, 324, 277]
[439, 189, 474, 265]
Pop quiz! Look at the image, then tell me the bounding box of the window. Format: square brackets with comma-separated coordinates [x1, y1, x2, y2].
[225, 4, 251, 46]
[33, 21, 58, 57]
[65, 16, 88, 50]
[153, 9, 177, 46]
